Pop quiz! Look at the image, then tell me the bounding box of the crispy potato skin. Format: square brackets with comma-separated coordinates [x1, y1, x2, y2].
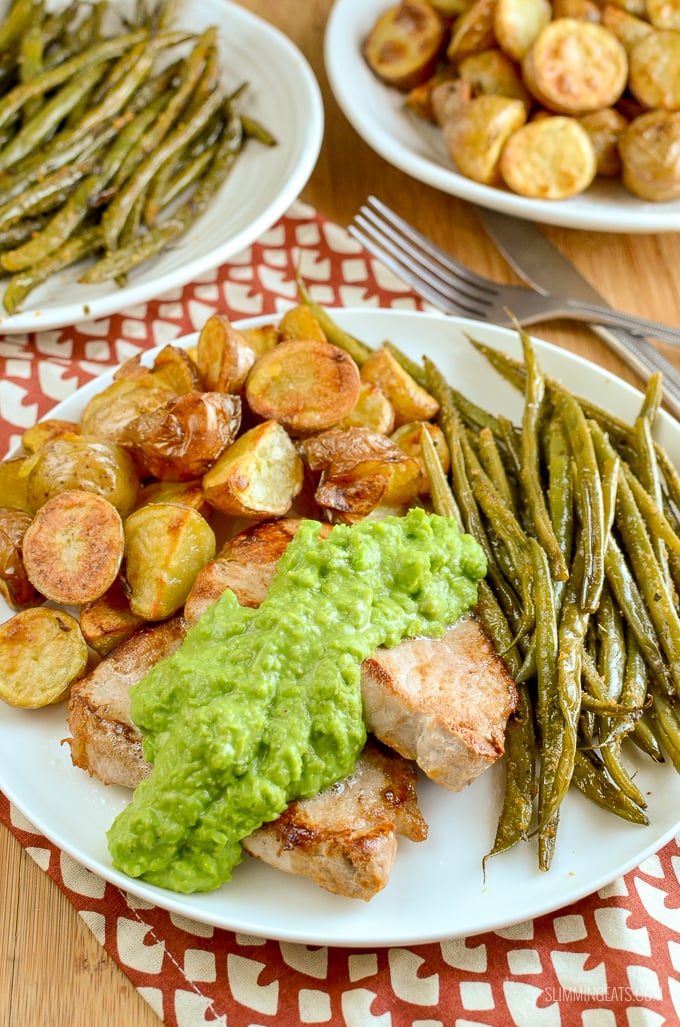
[245, 338, 362, 436]
[22, 489, 125, 606]
[364, 0, 448, 90]
[619, 109, 680, 201]
[359, 347, 439, 426]
[25, 435, 140, 517]
[196, 314, 257, 394]
[0, 607, 88, 708]
[0, 507, 42, 610]
[123, 391, 242, 481]
[443, 94, 528, 184]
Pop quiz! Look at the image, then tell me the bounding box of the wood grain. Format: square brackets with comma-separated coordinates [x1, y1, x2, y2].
[3, 2, 680, 1025]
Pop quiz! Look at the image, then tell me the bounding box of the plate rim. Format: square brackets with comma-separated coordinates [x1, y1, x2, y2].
[2, 306, 680, 948]
[323, 0, 680, 234]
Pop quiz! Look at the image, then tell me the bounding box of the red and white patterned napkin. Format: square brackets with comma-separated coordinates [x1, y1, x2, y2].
[2, 201, 679, 1026]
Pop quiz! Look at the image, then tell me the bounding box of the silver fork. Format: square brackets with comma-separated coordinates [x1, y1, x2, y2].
[348, 196, 680, 348]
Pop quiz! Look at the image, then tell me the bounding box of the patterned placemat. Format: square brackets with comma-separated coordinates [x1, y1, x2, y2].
[1, 201, 679, 1026]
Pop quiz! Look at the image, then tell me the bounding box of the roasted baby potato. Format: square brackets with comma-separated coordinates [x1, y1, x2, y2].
[123, 503, 216, 620]
[457, 49, 532, 106]
[578, 107, 628, 177]
[278, 304, 328, 344]
[245, 338, 362, 436]
[360, 346, 440, 425]
[21, 418, 81, 454]
[25, 435, 140, 517]
[493, 0, 552, 60]
[196, 314, 258, 394]
[619, 109, 680, 201]
[123, 392, 242, 481]
[81, 379, 174, 442]
[0, 457, 32, 513]
[522, 19, 628, 114]
[499, 115, 597, 198]
[202, 419, 304, 519]
[114, 344, 202, 395]
[22, 489, 125, 605]
[628, 30, 680, 109]
[0, 607, 88, 708]
[364, 0, 448, 91]
[135, 478, 211, 515]
[79, 575, 146, 656]
[442, 94, 528, 184]
[601, 4, 654, 52]
[446, 0, 497, 61]
[341, 381, 396, 434]
[0, 507, 42, 610]
[391, 421, 451, 494]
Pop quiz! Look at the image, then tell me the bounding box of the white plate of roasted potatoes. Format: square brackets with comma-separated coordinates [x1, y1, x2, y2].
[0, 0, 323, 334]
[325, 0, 680, 232]
[2, 306, 680, 946]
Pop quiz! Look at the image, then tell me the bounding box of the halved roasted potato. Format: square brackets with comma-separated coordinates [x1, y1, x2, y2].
[446, 0, 497, 62]
[628, 30, 680, 109]
[391, 421, 451, 495]
[499, 115, 597, 198]
[619, 109, 680, 200]
[135, 478, 211, 515]
[123, 503, 216, 620]
[25, 435, 140, 517]
[341, 381, 396, 434]
[457, 49, 532, 106]
[123, 391, 242, 481]
[79, 575, 146, 656]
[364, 0, 448, 91]
[522, 19, 628, 114]
[0, 507, 42, 609]
[245, 338, 361, 436]
[278, 304, 328, 344]
[113, 345, 202, 395]
[493, 0, 552, 61]
[360, 347, 440, 426]
[0, 457, 32, 513]
[196, 314, 258, 394]
[0, 607, 88, 708]
[578, 107, 628, 177]
[601, 4, 654, 52]
[21, 418, 81, 454]
[22, 489, 125, 605]
[81, 379, 174, 442]
[442, 94, 528, 184]
[202, 419, 304, 519]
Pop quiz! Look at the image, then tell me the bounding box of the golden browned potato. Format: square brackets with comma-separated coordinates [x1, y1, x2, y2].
[619, 109, 680, 200]
[551, 0, 601, 19]
[135, 478, 212, 515]
[364, 0, 448, 91]
[81, 379, 174, 442]
[114, 345, 202, 393]
[430, 77, 474, 124]
[123, 503, 216, 620]
[522, 19, 629, 114]
[457, 49, 532, 106]
[442, 94, 528, 184]
[601, 4, 654, 51]
[608, 0, 646, 14]
[245, 338, 361, 436]
[202, 419, 304, 519]
[123, 391, 242, 481]
[391, 421, 451, 494]
[429, 0, 471, 13]
[21, 418, 81, 454]
[499, 115, 598, 197]
[79, 575, 146, 656]
[0, 607, 88, 708]
[493, 0, 552, 61]
[25, 435, 140, 517]
[406, 69, 459, 121]
[628, 30, 680, 108]
[0, 457, 32, 513]
[359, 347, 440, 426]
[22, 489, 125, 605]
[0, 508, 42, 610]
[196, 314, 257, 394]
[446, 0, 497, 61]
[238, 323, 281, 360]
[646, 0, 680, 28]
[578, 107, 628, 176]
[341, 381, 396, 434]
[278, 304, 328, 343]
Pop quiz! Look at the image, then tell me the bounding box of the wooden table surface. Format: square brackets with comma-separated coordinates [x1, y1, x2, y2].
[2, 2, 680, 1025]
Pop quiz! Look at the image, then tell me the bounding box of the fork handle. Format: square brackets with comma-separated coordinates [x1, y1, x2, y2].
[593, 324, 680, 423]
[545, 299, 680, 347]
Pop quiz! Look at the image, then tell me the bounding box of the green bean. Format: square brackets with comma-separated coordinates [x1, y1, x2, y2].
[557, 393, 606, 612]
[19, 19, 45, 124]
[477, 426, 518, 512]
[485, 681, 535, 865]
[156, 141, 218, 211]
[240, 113, 278, 146]
[420, 425, 463, 529]
[631, 712, 665, 763]
[638, 371, 663, 424]
[0, 0, 41, 53]
[571, 750, 648, 825]
[0, 30, 148, 132]
[0, 158, 94, 230]
[296, 274, 372, 366]
[650, 693, 680, 773]
[519, 327, 568, 581]
[2, 226, 101, 314]
[0, 215, 48, 250]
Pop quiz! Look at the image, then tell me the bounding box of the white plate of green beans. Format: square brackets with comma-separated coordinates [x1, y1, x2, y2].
[2, 307, 680, 946]
[0, 0, 323, 333]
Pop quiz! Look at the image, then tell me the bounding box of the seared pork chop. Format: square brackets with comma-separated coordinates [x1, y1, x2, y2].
[361, 615, 517, 791]
[243, 737, 427, 900]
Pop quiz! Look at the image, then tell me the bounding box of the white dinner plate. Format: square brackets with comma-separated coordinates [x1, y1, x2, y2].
[2, 308, 679, 947]
[324, 0, 680, 234]
[0, 0, 323, 334]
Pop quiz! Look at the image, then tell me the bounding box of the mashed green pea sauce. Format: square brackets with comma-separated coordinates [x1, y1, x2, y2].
[107, 508, 486, 892]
